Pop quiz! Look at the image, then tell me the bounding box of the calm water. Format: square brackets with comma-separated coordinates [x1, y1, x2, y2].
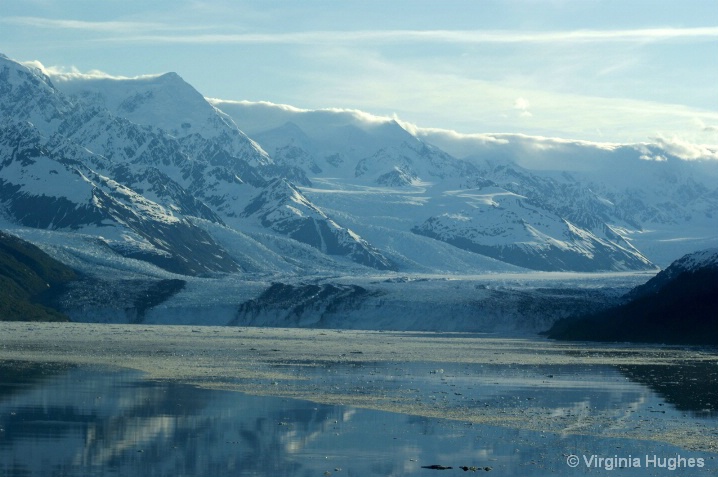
[0, 360, 716, 476]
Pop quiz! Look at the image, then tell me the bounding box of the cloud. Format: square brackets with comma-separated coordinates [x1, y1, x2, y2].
[210, 98, 396, 125]
[693, 118, 718, 134]
[208, 98, 310, 113]
[21, 60, 162, 82]
[639, 152, 668, 162]
[209, 98, 400, 137]
[213, 57, 718, 158]
[398, 123, 510, 146]
[513, 97, 532, 118]
[1, 16, 172, 33]
[215, 98, 718, 166]
[106, 27, 718, 46]
[8, 15, 716, 46]
[94, 28, 718, 44]
[650, 135, 718, 161]
[399, 118, 718, 165]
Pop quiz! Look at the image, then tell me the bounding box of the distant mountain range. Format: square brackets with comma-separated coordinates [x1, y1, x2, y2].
[2, 52, 718, 280]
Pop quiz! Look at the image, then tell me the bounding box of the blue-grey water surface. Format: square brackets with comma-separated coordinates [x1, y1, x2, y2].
[1, 359, 717, 476]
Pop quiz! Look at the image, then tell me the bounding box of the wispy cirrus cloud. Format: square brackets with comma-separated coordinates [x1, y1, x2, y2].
[0, 16, 203, 33]
[277, 45, 718, 145]
[105, 27, 718, 45]
[5, 7, 715, 150]
[5, 16, 718, 45]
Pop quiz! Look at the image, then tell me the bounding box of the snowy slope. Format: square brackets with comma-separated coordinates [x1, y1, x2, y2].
[22, 60, 527, 274]
[627, 247, 718, 299]
[54, 71, 271, 167]
[423, 131, 718, 266]
[215, 99, 717, 269]
[240, 178, 396, 270]
[4, 52, 716, 282]
[4, 51, 687, 329]
[412, 187, 654, 271]
[47, 62, 401, 271]
[0, 54, 402, 274]
[0, 122, 239, 275]
[214, 100, 659, 272]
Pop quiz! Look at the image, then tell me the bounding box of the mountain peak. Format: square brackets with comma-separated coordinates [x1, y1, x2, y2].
[45, 65, 271, 166]
[157, 71, 182, 81]
[0, 53, 52, 85]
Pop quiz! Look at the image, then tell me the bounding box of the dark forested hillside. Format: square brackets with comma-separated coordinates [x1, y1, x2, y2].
[546, 249, 718, 345]
[0, 231, 77, 321]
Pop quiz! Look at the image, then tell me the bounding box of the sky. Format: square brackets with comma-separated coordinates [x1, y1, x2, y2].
[1, 0, 717, 147]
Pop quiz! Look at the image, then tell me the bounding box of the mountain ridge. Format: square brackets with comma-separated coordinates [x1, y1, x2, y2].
[1, 54, 391, 274]
[217, 99, 717, 268]
[2, 52, 717, 283]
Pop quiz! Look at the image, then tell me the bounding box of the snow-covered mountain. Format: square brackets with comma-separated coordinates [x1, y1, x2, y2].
[1, 54, 391, 274]
[3, 52, 717, 288]
[627, 247, 718, 299]
[411, 188, 653, 271]
[422, 132, 718, 265]
[54, 70, 271, 167]
[240, 178, 395, 270]
[215, 99, 718, 269]
[0, 121, 239, 275]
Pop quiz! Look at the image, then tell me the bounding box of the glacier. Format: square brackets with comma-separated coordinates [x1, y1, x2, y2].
[2, 52, 717, 331]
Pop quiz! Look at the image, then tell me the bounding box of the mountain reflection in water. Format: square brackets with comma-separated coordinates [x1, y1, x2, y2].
[0, 360, 715, 476]
[616, 361, 718, 418]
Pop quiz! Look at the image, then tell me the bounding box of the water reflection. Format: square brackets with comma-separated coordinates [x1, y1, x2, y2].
[617, 361, 718, 418]
[276, 360, 663, 423]
[0, 360, 715, 476]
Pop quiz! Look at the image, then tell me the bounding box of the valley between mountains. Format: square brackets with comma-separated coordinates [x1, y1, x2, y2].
[1, 52, 717, 336]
